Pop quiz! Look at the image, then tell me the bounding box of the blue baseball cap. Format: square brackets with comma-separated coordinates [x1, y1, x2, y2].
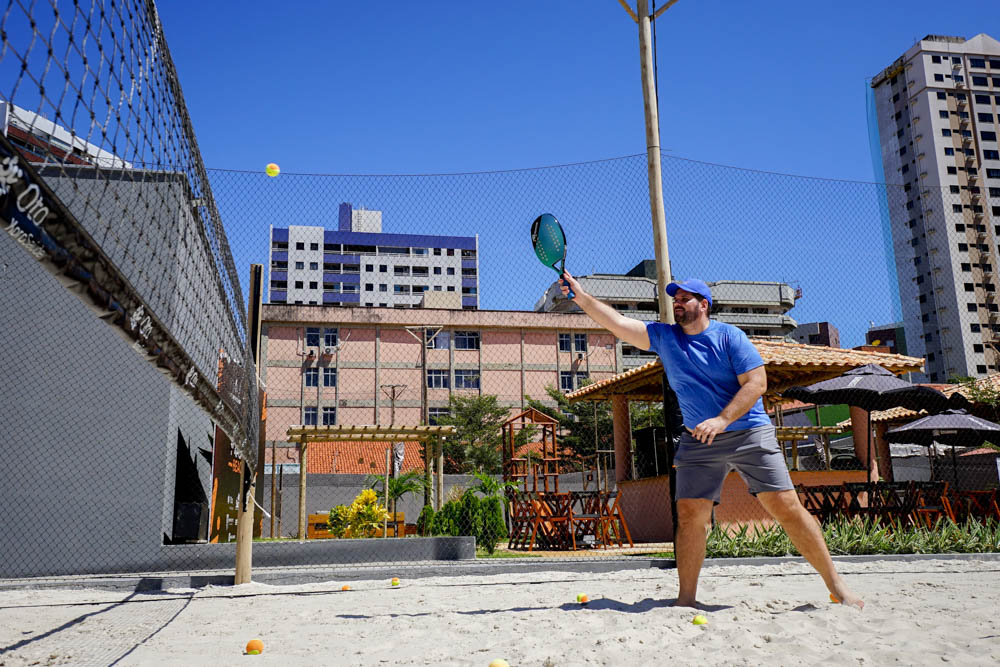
[666, 279, 712, 307]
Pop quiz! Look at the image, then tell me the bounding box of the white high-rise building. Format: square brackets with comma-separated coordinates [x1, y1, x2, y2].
[872, 33, 1000, 382]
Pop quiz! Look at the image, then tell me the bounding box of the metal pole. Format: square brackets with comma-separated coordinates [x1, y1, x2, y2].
[637, 0, 675, 325]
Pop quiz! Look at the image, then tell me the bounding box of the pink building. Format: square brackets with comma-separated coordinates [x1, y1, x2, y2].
[260, 304, 627, 448]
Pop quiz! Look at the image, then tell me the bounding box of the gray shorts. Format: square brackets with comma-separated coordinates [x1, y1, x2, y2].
[674, 425, 794, 504]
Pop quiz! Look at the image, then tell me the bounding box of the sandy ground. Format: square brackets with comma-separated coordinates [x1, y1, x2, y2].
[1, 558, 999, 666]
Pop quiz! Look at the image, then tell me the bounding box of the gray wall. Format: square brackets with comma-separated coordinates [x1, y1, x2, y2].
[0, 231, 215, 578]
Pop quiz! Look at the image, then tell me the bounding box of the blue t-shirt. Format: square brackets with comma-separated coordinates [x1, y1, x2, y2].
[645, 320, 770, 432]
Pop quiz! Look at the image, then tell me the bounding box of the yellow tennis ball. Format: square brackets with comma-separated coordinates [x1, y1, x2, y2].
[245, 638, 264, 654]
[265, 162, 280, 177]
[489, 660, 510, 667]
[577, 593, 589, 603]
[341, 585, 350, 591]
[692, 615, 707, 625]
[391, 577, 400, 586]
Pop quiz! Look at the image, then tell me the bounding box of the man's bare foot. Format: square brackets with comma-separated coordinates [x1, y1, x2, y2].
[671, 598, 699, 609]
[830, 582, 864, 610]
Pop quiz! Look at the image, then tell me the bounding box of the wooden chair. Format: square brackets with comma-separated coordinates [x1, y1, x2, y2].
[507, 490, 538, 550]
[600, 491, 633, 548]
[568, 491, 604, 549]
[537, 492, 574, 549]
[912, 481, 954, 527]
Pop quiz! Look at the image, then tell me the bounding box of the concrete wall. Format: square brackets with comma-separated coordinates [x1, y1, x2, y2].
[0, 233, 216, 578]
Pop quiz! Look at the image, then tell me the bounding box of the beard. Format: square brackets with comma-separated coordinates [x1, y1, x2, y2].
[674, 307, 695, 324]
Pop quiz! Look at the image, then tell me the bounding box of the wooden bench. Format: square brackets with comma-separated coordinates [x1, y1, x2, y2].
[307, 512, 407, 539]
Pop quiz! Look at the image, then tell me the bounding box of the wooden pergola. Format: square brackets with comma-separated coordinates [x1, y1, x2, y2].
[285, 424, 457, 540]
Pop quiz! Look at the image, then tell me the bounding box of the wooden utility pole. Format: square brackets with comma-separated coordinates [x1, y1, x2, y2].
[236, 263, 264, 584]
[623, 0, 678, 324]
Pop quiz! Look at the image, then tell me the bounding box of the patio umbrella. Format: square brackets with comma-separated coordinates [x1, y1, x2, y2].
[886, 409, 1000, 485]
[782, 364, 954, 478]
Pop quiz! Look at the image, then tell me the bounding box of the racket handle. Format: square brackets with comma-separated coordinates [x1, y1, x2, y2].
[561, 274, 575, 299]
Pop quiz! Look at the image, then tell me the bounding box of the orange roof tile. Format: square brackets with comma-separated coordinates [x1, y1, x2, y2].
[566, 340, 925, 403]
[305, 440, 427, 475]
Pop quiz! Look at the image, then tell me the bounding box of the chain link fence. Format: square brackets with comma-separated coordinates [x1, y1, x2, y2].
[3, 1, 1000, 580]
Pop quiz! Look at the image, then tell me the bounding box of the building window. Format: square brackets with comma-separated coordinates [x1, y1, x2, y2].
[295, 261, 304, 269]
[447, 267, 455, 275]
[944, 147, 954, 156]
[427, 370, 450, 389]
[366, 283, 374, 291]
[322, 407, 336, 425]
[940, 110, 950, 119]
[425, 329, 450, 350]
[433, 267, 442, 275]
[982, 131, 998, 142]
[985, 150, 1000, 160]
[455, 331, 480, 350]
[306, 327, 320, 346]
[428, 407, 449, 425]
[394, 266, 410, 276]
[304, 407, 317, 426]
[309, 281, 318, 289]
[932, 55, 941, 64]
[310, 243, 319, 251]
[934, 73, 945, 82]
[558, 333, 571, 351]
[973, 76, 988, 86]
[323, 368, 337, 387]
[305, 368, 319, 386]
[294, 280, 304, 289]
[941, 129, 952, 137]
[971, 58, 986, 69]
[574, 333, 588, 352]
[296, 242, 305, 250]
[324, 328, 337, 347]
[394, 285, 410, 294]
[454, 369, 480, 389]
[954, 204, 964, 213]
[380, 284, 388, 292]
[971, 323, 981, 332]
[560, 371, 574, 391]
[366, 264, 374, 271]
[433, 248, 442, 256]
[968, 303, 979, 312]
[380, 265, 387, 272]
[310, 262, 319, 270]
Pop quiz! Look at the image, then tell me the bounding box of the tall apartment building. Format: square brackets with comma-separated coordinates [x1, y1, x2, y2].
[268, 203, 479, 310]
[534, 260, 799, 366]
[872, 34, 1000, 381]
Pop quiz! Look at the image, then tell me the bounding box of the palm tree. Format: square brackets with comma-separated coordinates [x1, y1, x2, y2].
[366, 470, 430, 531]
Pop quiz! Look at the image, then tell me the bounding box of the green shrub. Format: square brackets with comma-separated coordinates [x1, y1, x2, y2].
[416, 504, 436, 537]
[327, 505, 351, 538]
[706, 517, 1000, 559]
[432, 499, 461, 536]
[478, 496, 508, 554]
[460, 491, 483, 543]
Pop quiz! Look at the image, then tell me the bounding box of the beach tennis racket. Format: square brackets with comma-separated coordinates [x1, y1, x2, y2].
[530, 213, 575, 298]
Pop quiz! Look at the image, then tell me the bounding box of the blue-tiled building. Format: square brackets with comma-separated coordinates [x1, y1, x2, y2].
[268, 203, 479, 309]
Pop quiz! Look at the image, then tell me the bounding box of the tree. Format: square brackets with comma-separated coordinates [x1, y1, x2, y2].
[525, 383, 613, 468]
[365, 470, 429, 510]
[433, 394, 534, 474]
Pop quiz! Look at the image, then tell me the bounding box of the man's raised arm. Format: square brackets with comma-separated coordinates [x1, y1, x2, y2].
[559, 271, 651, 351]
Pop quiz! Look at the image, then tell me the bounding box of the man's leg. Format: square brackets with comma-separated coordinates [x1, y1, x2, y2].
[674, 497, 714, 608]
[756, 490, 864, 609]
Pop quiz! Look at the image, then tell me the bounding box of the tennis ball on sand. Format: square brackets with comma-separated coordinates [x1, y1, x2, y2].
[391, 577, 400, 586]
[692, 615, 708, 625]
[576, 593, 589, 603]
[245, 639, 263, 655]
[489, 660, 510, 667]
[341, 585, 350, 591]
[265, 162, 280, 177]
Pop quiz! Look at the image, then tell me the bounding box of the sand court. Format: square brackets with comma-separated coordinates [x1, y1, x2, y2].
[1, 557, 999, 666]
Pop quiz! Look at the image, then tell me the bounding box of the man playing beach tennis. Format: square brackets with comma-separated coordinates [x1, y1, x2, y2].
[559, 273, 863, 609]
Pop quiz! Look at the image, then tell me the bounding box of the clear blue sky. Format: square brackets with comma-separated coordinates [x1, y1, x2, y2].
[153, 2, 1000, 347]
[159, 1, 998, 177]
